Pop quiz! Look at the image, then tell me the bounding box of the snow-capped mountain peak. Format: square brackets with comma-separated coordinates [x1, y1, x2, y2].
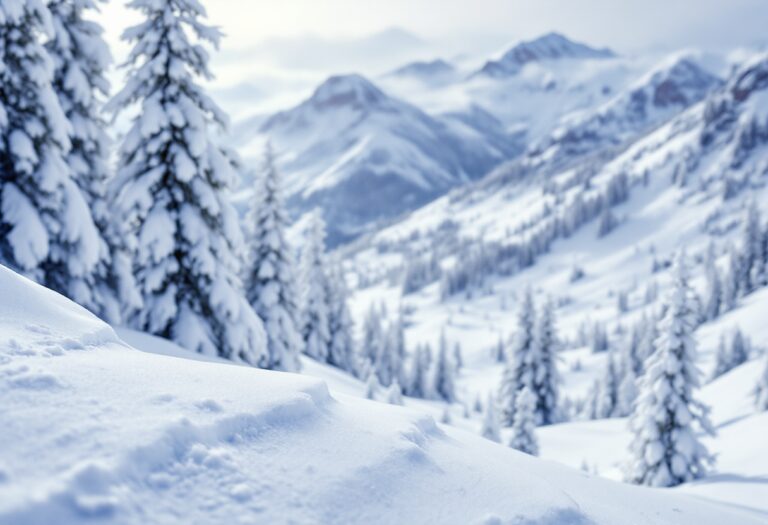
[309, 73, 389, 110]
[476, 32, 615, 78]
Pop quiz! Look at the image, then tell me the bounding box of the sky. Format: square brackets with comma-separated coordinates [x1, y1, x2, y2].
[97, 0, 768, 117]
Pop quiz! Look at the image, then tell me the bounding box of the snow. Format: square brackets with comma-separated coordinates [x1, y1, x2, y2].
[1, 265, 764, 524]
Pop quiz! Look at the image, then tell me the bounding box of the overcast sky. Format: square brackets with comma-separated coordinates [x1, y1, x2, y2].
[97, 0, 768, 116]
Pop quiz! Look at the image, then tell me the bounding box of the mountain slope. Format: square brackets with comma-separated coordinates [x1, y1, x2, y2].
[0, 265, 762, 525]
[237, 74, 520, 244]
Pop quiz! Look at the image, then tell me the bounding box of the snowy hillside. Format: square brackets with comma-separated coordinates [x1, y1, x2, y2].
[0, 266, 763, 524]
[234, 74, 521, 244]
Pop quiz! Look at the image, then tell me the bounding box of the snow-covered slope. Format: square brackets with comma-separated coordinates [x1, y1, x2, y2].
[1, 265, 763, 524]
[525, 54, 722, 172]
[475, 32, 615, 79]
[235, 74, 520, 245]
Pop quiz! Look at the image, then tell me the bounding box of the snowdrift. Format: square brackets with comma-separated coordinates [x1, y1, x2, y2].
[0, 265, 761, 525]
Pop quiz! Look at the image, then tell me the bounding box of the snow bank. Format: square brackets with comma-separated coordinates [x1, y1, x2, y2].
[0, 266, 761, 524]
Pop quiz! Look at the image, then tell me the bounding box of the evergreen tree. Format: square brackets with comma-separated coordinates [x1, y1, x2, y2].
[364, 369, 380, 400]
[740, 202, 762, 294]
[327, 264, 357, 373]
[499, 288, 536, 426]
[405, 344, 430, 398]
[712, 328, 749, 380]
[47, 0, 141, 322]
[109, 0, 265, 362]
[626, 252, 714, 487]
[244, 144, 301, 371]
[0, 0, 106, 309]
[532, 297, 560, 425]
[721, 248, 740, 312]
[703, 242, 722, 321]
[431, 331, 456, 402]
[616, 358, 638, 417]
[386, 380, 404, 405]
[596, 350, 621, 418]
[376, 308, 406, 386]
[591, 321, 609, 353]
[453, 341, 463, 371]
[755, 356, 768, 412]
[494, 335, 505, 363]
[299, 214, 331, 361]
[361, 304, 384, 368]
[508, 386, 539, 456]
[636, 314, 657, 371]
[480, 392, 501, 443]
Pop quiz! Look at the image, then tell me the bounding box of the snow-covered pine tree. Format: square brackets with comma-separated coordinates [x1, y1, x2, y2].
[405, 344, 429, 398]
[532, 297, 560, 425]
[494, 335, 506, 363]
[711, 334, 729, 380]
[47, 0, 141, 323]
[626, 252, 714, 487]
[616, 358, 638, 417]
[755, 356, 768, 412]
[327, 263, 357, 373]
[591, 321, 610, 353]
[739, 202, 762, 295]
[431, 330, 456, 402]
[596, 350, 621, 418]
[453, 341, 463, 371]
[636, 313, 658, 370]
[508, 386, 539, 456]
[703, 245, 722, 321]
[721, 247, 740, 312]
[244, 143, 301, 371]
[364, 369, 380, 400]
[480, 392, 501, 443]
[362, 304, 384, 369]
[108, 0, 265, 362]
[377, 308, 406, 385]
[386, 380, 404, 405]
[0, 0, 106, 309]
[499, 288, 536, 426]
[299, 213, 331, 361]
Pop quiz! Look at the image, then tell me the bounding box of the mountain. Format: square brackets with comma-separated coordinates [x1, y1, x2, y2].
[476, 32, 615, 78]
[246, 74, 522, 245]
[525, 54, 722, 171]
[386, 59, 458, 86]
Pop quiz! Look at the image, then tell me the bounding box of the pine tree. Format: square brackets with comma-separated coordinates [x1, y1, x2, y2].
[508, 386, 539, 456]
[375, 308, 405, 386]
[494, 335, 505, 363]
[327, 264, 357, 373]
[431, 331, 456, 402]
[108, 0, 265, 362]
[47, 0, 141, 323]
[244, 144, 301, 371]
[755, 357, 768, 412]
[591, 322, 609, 353]
[364, 369, 381, 400]
[596, 351, 621, 418]
[712, 328, 749, 380]
[0, 0, 105, 309]
[499, 288, 536, 426]
[626, 252, 714, 487]
[386, 380, 404, 405]
[703, 242, 722, 321]
[617, 358, 638, 417]
[361, 304, 384, 369]
[637, 314, 658, 371]
[721, 248, 740, 312]
[532, 297, 560, 425]
[405, 344, 430, 398]
[480, 392, 501, 443]
[299, 213, 331, 361]
[740, 202, 762, 294]
[453, 341, 463, 371]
